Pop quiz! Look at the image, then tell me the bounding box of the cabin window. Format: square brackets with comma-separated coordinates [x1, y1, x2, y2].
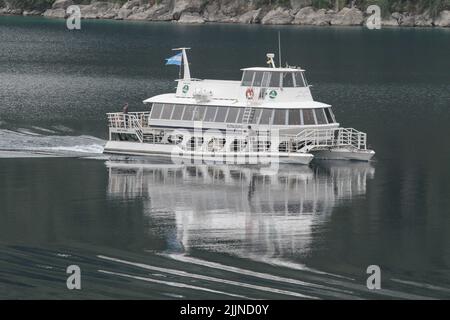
[204, 106, 218, 122]
[324, 108, 335, 123]
[281, 73, 294, 88]
[250, 109, 262, 124]
[259, 109, 274, 125]
[161, 104, 174, 120]
[315, 108, 328, 124]
[182, 105, 195, 121]
[215, 107, 228, 122]
[171, 104, 184, 120]
[261, 72, 271, 87]
[269, 72, 281, 87]
[253, 72, 264, 87]
[236, 108, 244, 123]
[294, 72, 306, 87]
[241, 71, 254, 86]
[273, 109, 287, 125]
[288, 109, 301, 125]
[226, 107, 239, 123]
[302, 109, 316, 125]
[150, 103, 164, 119]
[194, 105, 206, 121]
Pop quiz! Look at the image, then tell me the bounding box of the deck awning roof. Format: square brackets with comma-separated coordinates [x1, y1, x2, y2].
[143, 94, 330, 109]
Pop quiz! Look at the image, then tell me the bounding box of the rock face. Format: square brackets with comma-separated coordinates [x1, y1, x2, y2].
[178, 12, 205, 23]
[434, 10, 450, 27]
[2, 0, 449, 28]
[330, 7, 364, 25]
[293, 7, 333, 25]
[52, 0, 73, 10]
[261, 7, 293, 25]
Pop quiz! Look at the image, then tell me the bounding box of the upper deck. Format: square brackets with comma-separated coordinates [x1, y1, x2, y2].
[143, 52, 316, 108]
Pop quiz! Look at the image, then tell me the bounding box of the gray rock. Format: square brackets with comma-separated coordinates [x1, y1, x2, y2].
[51, 0, 73, 10]
[434, 10, 450, 27]
[293, 7, 332, 25]
[290, 0, 312, 14]
[414, 12, 432, 27]
[172, 0, 207, 20]
[177, 12, 205, 23]
[261, 7, 293, 25]
[43, 8, 66, 18]
[237, 9, 261, 24]
[381, 16, 399, 27]
[399, 14, 415, 26]
[330, 7, 363, 26]
[142, 0, 172, 21]
[23, 10, 43, 16]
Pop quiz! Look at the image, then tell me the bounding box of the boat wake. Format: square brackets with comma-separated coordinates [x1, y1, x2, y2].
[0, 128, 105, 158]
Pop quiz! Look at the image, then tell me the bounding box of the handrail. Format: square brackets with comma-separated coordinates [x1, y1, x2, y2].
[295, 127, 367, 152]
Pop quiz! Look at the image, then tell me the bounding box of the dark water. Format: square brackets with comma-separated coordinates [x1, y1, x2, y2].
[0, 16, 449, 299]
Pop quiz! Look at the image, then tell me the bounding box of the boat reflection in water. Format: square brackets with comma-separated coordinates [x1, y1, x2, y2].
[106, 159, 374, 263]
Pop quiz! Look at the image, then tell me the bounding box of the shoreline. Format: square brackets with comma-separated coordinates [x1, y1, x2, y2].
[1, 0, 449, 28]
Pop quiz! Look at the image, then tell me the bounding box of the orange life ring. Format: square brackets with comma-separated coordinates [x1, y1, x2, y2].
[245, 88, 254, 100]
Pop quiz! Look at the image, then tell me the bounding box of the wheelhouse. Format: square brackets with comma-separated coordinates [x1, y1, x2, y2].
[241, 68, 308, 88]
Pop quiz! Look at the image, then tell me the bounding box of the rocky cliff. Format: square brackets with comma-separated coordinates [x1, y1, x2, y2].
[1, 0, 449, 27]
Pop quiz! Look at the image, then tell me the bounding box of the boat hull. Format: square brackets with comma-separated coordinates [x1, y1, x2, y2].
[103, 141, 314, 165]
[311, 148, 375, 162]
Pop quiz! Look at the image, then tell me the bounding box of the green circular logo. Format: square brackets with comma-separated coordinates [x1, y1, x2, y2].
[182, 84, 189, 94]
[269, 90, 278, 99]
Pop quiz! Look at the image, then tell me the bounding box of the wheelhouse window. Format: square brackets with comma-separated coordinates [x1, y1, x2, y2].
[302, 109, 316, 125]
[294, 72, 306, 87]
[269, 72, 281, 87]
[241, 71, 254, 86]
[288, 109, 301, 125]
[273, 109, 287, 125]
[150, 103, 164, 119]
[226, 107, 239, 123]
[324, 108, 335, 123]
[252, 72, 264, 87]
[259, 109, 274, 125]
[171, 104, 184, 120]
[161, 104, 174, 120]
[204, 106, 218, 122]
[281, 73, 294, 87]
[315, 108, 328, 124]
[215, 107, 228, 122]
[261, 72, 271, 87]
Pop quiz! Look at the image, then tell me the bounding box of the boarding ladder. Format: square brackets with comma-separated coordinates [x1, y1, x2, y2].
[242, 106, 255, 124]
[295, 128, 367, 153]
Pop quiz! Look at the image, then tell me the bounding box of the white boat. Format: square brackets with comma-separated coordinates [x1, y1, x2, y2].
[104, 48, 375, 165]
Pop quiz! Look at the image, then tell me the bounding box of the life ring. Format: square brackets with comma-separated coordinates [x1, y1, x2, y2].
[245, 88, 254, 100]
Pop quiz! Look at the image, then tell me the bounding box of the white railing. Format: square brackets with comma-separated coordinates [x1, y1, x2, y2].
[107, 112, 149, 142]
[295, 127, 367, 152]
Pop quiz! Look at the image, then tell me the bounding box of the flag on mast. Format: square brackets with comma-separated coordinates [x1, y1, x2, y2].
[165, 53, 182, 66]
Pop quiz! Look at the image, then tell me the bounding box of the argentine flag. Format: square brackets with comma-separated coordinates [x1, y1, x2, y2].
[165, 53, 182, 66]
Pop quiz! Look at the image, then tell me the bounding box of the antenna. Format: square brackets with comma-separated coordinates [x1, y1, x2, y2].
[278, 31, 282, 68]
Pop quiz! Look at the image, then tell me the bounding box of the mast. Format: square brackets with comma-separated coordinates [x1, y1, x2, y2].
[173, 47, 191, 80]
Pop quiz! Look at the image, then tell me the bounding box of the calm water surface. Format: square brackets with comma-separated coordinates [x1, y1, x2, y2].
[0, 16, 449, 299]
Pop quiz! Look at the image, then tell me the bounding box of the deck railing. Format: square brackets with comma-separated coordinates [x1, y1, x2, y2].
[295, 127, 367, 152]
[107, 112, 150, 129]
